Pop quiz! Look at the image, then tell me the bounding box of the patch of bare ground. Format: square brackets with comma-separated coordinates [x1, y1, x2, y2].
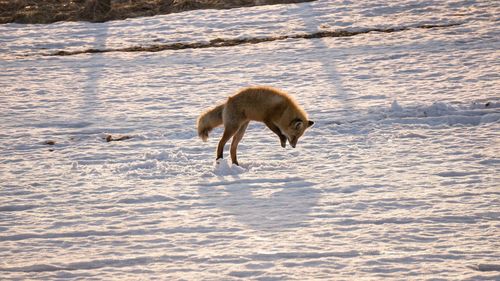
[0, 0, 314, 24]
[49, 23, 462, 56]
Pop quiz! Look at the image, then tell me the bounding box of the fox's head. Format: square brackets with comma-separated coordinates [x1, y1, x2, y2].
[283, 118, 314, 148]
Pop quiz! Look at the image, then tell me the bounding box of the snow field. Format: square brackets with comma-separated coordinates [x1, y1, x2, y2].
[1, 0, 499, 280]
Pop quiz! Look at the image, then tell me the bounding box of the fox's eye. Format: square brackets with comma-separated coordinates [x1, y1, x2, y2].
[292, 120, 304, 131]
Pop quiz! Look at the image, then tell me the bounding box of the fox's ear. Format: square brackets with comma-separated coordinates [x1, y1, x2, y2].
[308, 120, 315, 128]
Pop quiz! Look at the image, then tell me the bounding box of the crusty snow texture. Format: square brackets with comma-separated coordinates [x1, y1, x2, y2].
[0, 0, 499, 280]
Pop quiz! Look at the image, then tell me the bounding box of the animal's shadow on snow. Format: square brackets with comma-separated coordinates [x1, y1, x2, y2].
[198, 177, 320, 231]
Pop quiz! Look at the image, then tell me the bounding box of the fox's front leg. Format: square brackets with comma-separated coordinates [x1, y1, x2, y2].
[264, 121, 287, 148]
[277, 134, 287, 148]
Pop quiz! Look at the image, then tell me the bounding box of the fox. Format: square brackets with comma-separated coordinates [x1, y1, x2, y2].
[197, 86, 314, 165]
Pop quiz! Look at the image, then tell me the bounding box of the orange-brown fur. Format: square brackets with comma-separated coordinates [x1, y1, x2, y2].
[197, 86, 314, 165]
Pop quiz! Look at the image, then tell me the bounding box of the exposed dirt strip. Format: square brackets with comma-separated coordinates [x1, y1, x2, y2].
[48, 23, 462, 56]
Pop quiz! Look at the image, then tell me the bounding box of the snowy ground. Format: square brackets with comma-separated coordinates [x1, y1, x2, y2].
[1, 0, 499, 280]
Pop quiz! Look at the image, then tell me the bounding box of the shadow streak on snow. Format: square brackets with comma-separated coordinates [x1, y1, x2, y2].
[0, 250, 365, 273]
[47, 23, 462, 56]
[79, 24, 108, 122]
[198, 177, 321, 231]
[294, 3, 351, 118]
[0, 226, 240, 242]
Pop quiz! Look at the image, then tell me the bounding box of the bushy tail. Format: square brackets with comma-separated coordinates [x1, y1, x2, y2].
[197, 103, 225, 141]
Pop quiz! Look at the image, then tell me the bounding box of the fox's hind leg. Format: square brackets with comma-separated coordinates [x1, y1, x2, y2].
[216, 124, 239, 161]
[230, 121, 249, 166]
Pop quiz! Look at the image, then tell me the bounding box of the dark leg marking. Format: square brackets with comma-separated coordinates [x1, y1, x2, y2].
[264, 120, 287, 148]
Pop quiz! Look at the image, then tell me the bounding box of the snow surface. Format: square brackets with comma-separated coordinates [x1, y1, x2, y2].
[1, 0, 499, 280]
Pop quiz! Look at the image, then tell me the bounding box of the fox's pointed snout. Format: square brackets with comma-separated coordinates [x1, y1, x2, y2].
[289, 136, 298, 148]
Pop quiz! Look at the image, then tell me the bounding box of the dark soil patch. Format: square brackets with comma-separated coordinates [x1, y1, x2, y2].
[105, 135, 132, 142]
[49, 22, 462, 56]
[0, 0, 314, 24]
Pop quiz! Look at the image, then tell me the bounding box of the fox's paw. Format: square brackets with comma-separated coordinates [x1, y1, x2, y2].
[280, 139, 286, 148]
